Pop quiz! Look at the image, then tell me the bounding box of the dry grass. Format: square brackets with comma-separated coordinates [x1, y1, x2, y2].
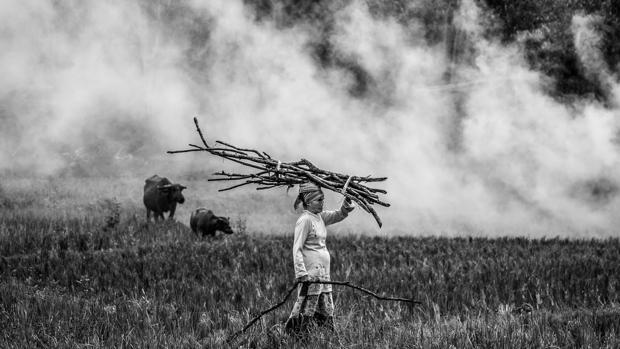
[1, 176, 619, 348]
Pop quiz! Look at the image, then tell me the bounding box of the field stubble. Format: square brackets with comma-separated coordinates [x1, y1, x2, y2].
[1, 177, 619, 348]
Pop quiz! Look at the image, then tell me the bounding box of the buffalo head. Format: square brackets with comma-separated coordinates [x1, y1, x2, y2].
[157, 183, 186, 204]
[213, 216, 234, 235]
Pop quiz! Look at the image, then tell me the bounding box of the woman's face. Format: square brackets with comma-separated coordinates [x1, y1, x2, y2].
[306, 193, 324, 214]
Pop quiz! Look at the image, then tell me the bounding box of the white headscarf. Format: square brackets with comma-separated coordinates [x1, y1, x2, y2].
[294, 182, 323, 209]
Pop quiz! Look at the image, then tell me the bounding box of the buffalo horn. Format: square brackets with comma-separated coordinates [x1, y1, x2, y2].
[158, 184, 174, 191]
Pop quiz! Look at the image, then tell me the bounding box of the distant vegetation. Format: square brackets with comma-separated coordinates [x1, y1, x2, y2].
[241, 0, 620, 102]
[483, 0, 619, 101]
[1, 177, 619, 347]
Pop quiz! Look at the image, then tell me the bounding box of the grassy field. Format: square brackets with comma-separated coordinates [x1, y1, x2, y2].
[1, 176, 620, 348]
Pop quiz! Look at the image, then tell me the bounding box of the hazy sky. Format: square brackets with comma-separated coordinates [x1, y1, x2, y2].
[2, 0, 620, 236]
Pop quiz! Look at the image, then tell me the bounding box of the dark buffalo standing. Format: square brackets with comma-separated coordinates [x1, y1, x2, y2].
[143, 175, 186, 221]
[190, 208, 234, 236]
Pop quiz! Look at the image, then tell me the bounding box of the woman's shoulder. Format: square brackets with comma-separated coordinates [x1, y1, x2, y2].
[296, 211, 318, 224]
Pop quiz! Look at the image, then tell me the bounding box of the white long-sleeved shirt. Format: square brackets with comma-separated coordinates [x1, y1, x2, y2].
[292, 202, 353, 295]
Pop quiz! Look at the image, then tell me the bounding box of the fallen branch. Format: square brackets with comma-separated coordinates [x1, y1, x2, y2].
[226, 280, 421, 344]
[168, 117, 389, 227]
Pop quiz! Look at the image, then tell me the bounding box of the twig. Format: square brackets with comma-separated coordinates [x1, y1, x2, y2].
[226, 280, 421, 343]
[318, 280, 421, 303]
[194, 117, 210, 148]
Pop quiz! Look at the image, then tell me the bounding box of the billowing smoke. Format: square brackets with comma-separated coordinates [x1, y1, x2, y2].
[2, 0, 619, 236]
[0, 0, 199, 176]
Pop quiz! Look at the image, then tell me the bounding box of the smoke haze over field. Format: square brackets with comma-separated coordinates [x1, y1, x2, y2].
[2, 0, 620, 237]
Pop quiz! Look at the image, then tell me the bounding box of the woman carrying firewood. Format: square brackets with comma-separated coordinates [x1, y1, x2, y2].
[285, 181, 355, 338]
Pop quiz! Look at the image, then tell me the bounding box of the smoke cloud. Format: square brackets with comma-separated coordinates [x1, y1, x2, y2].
[2, 0, 620, 237]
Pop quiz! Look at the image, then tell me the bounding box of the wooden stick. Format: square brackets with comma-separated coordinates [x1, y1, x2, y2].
[193, 116, 210, 148]
[226, 280, 421, 344]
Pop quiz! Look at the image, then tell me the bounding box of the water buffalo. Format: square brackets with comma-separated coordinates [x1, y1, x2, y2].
[143, 175, 186, 221]
[190, 208, 234, 236]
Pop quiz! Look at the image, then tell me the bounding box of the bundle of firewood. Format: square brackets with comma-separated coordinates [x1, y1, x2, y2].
[168, 118, 389, 227]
